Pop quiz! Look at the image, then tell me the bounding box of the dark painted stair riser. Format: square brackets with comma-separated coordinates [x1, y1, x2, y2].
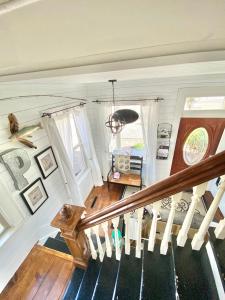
[44, 236, 71, 255]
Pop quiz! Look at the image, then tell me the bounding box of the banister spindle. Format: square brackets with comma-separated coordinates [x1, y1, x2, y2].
[124, 212, 131, 255]
[112, 217, 121, 260]
[215, 218, 225, 239]
[84, 228, 98, 260]
[101, 221, 112, 257]
[177, 182, 208, 247]
[160, 192, 182, 255]
[192, 175, 225, 250]
[93, 225, 104, 262]
[148, 208, 159, 252]
[136, 207, 144, 258]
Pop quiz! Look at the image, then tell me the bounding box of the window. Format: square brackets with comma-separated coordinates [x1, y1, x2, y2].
[70, 116, 87, 177]
[184, 96, 225, 111]
[183, 127, 209, 165]
[110, 105, 144, 151]
[0, 213, 9, 236]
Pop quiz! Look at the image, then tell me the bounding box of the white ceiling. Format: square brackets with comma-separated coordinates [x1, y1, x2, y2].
[1, 0, 225, 76]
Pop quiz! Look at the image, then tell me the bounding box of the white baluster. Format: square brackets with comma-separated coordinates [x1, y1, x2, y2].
[112, 217, 121, 260]
[84, 228, 97, 260]
[136, 207, 144, 258]
[101, 221, 112, 257]
[160, 192, 182, 255]
[215, 218, 225, 239]
[124, 212, 131, 255]
[148, 208, 159, 252]
[192, 175, 225, 250]
[177, 182, 208, 247]
[93, 225, 104, 262]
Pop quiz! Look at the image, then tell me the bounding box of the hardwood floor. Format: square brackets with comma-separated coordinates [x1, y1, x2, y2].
[0, 245, 74, 300]
[84, 182, 124, 214]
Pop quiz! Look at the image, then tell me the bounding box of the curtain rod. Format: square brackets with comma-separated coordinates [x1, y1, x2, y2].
[92, 97, 164, 104]
[42, 102, 86, 117]
[0, 94, 87, 102]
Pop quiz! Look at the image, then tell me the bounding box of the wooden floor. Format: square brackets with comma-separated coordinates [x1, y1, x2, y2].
[84, 182, 124, 214]
[0, 245, 74, 300]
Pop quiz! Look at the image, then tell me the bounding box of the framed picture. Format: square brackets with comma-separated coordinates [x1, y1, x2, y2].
[35, 146, 58, 179]
[20, 178, 48, 214]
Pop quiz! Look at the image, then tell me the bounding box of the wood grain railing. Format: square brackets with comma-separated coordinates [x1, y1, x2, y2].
[77, 150, 225, 231]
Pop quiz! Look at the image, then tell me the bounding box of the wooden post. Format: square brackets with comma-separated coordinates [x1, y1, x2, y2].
[51, 205, 90, 269]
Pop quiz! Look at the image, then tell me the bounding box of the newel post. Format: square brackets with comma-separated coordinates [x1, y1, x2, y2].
[51, 204, 90, 269]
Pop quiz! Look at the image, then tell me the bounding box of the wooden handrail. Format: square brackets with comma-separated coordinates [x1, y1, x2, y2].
[77, 150, 225, 231]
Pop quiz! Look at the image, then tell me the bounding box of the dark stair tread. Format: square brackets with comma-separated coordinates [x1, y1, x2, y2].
[115, 246, 142, 300]
[142, 242, 176, 300]
[172, 236, 219, 300]
[76, 258, 102, 300]
[208, 227, 225, 288]
[93, 255, 120, 300]
[62, 268, 85, 300]
[55, 231, 65, 242]
[44, 237, 71, 255]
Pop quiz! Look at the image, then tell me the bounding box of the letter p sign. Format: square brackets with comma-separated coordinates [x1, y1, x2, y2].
[0, 148, 31, 190]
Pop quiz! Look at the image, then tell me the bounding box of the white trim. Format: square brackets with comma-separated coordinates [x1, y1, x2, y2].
[206, 242, 225, 300]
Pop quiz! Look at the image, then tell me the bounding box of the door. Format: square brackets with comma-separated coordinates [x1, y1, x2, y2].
[171, 118, 225, 175]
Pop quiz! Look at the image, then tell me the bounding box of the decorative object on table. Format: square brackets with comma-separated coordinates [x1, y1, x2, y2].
[0, 148, 31, 190]
[156, 123, 172, 160]
[20, 178, 48, 214]
[113, 171, 120, 179]
[8, 113, 42, 149]
[59, 204, 72, 220]
[105, 80, 139, 134]
[34, 146, 58, 179]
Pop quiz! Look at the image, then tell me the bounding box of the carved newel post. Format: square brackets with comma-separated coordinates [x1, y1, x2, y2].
[51, 204, 90, 269]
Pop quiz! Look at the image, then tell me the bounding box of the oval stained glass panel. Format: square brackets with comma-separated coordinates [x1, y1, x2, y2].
[183, 127, 209, 165]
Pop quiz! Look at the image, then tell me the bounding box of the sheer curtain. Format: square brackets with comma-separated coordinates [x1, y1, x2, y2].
[97, 103, 112, 180]
[42, 115, 83, 206]
[141, 100, 159, 186]
[73, 108, 103, 186]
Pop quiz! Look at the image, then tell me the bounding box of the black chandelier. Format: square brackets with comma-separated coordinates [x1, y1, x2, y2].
[105, 80, 139, 134]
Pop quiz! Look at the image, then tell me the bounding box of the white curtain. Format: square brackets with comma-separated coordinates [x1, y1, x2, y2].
[141, 100, 159, 186]
[42, 115, 83, 206]
[73, 108, 103, 186]
[97, 103, 112, 180]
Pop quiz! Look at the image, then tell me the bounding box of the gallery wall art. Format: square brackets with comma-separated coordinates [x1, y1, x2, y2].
[35, 146, 58, 179]
[20, 178, 48, 214]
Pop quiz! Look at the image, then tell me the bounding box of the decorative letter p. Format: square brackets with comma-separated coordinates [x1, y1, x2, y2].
[0, 148, 31, 190]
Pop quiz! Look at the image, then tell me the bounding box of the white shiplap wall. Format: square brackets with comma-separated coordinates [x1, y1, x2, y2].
[85, 74, 225, 182]
[0, 89, 92, 291]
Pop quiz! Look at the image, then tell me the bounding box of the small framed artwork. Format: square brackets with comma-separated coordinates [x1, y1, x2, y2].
[20, 178, 48, 214]
[35, 146, 58, 179]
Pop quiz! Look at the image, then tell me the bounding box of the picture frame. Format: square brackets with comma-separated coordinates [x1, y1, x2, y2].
[20, 178, 48, 214]
[35, 146, 58, 179]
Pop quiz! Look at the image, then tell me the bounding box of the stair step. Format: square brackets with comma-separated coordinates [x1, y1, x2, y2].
[142, 241, 176, 300]
[55, 231, 65, 242]
[44, 237, 71, 255]
[172, 236, 219, 300]
[62, 268, 85, 300]
[208, 227, 225, 287]
[76, 258, 102, 300]
[114, 246, 142, 300]
[93, 255, 120, 300]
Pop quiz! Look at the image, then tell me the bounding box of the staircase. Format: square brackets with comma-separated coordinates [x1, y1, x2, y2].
[49, 151, 225, 300]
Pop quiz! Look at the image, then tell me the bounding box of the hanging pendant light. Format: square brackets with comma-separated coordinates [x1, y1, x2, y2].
[105, 80, 139, 134]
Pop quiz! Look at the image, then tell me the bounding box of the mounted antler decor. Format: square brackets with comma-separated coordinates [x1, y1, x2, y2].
[8, 113, 42, 149]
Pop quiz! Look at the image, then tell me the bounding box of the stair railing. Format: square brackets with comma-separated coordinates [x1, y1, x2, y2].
[51, 150, 225, 268]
